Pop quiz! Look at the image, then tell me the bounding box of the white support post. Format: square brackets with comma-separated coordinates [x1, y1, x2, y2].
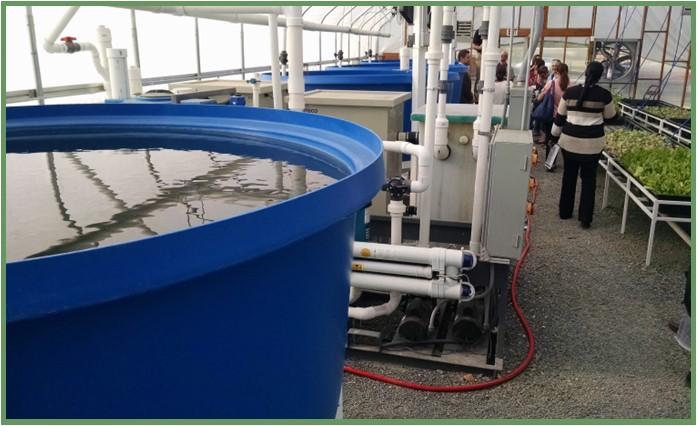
[268, 14, 283, 109]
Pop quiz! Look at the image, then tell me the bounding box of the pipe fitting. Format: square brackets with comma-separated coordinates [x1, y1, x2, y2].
[441, 25, 455, 43]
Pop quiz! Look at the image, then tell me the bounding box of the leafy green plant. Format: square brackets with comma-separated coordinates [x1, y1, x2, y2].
[605, 129, 690, 196]
[620, 146, 691, 196]
[605, 129, 666, 158]
[643, 105, 691, 120]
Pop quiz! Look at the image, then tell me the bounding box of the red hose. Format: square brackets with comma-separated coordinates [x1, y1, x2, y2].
[344, 186, 538, 392]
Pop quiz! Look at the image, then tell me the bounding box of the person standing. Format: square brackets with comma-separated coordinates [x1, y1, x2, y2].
[550, 61, 616, 229]
[537, 63, 569, 150]
[471, 31, 482, 102]
[457, 49, 474, 104]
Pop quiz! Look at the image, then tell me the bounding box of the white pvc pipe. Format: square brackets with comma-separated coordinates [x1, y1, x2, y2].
[418, 6, 444, 247]
[79, 42, 109, 81]
[348, 290, 401, 320]
[284, 6, 305, 112]
[382, 141, 431, 193]
[434, 6, 455, 161]
[411, 6, 427, 128]
[95, 25, 111, 72]
[251, 74, 261, 107]
[353, 241, 477, 272]
[267, 14, 283, 109]
[43, 6, 80, 52]
[137, 6, 284, 15]
[399, 46, 410, 71]
[123, 7, 390, 37]
[352, 259, 432, 279]
[350, 272, 466, 300]
[106, 48, 130, 100]
[469, 6, 501, 255]
[388, 199, 406, 245]
[128, 65, 142, 96]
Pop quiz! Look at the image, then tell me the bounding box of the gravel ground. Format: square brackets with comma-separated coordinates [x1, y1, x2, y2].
[343, 157, 692, 419]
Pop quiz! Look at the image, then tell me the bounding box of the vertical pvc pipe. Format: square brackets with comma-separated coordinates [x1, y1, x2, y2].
[469, 6, 501, 255]
[194, 18, 202, 79]
[25, 6, 45, 105]
[106, 48, 130, 100]
[96, 25, 113, 98]
[240, 23, 246, 79]
[268, 14, 283, 109]
[417, 6, 444, 247]
[285, 6, 305, 112]
[520, 6, 538, 130]
[130, 10, 141, 68]
[411, 6, 427, 128]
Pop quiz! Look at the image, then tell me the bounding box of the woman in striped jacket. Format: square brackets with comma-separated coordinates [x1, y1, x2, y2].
[550, 62, 616, 229]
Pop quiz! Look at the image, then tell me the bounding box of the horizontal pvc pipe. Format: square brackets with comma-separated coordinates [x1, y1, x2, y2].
[352, 259, 432, 279]
[353, 241, 477, 271]
[350, 272, 465, 300]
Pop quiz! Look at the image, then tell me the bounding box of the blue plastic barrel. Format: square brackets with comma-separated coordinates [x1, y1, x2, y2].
[6, 103, 384, 419]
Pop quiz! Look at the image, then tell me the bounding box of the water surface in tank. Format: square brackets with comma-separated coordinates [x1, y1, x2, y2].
[7, 148, 335, 261]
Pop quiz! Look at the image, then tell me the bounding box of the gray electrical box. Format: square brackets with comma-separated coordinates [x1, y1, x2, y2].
[482, 128, 533, 260]
[505, 84, 532, 131]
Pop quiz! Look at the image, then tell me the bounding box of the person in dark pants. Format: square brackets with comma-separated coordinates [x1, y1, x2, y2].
[550, 62, 616, 228]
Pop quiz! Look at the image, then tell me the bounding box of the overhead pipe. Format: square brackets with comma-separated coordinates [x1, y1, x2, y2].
[43, 6, 80, 53]
[417, 6, 444, 247]
[122, 6, 390, 37]
[133, 6, 284, 15]
[434, 6, 456, 161]
[42, 6, 109, 88]
[267, 13, 283, 109]
[284, 6, 305, 112]
[469, 6, 502, 256]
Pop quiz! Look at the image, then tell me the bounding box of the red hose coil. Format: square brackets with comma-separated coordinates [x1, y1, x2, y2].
[343, 187, 538, 392]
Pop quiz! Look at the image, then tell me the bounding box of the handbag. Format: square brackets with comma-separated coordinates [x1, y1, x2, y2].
[531, 81, 555, 123]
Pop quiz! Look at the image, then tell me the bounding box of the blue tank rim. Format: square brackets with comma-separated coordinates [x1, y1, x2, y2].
[6, 103, 385, 323]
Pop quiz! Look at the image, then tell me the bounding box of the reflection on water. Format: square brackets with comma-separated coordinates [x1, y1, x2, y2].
[7, 148, 335, 261]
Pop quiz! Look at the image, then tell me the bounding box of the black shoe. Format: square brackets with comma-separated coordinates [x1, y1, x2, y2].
[559, 214, 572, 220]
[581, 221, 591, 229]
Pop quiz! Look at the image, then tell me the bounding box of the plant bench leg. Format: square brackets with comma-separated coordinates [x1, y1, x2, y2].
[621, 180, 631, 234]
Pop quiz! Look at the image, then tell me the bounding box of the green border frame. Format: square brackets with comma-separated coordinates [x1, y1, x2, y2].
[1, 1, 695, 424]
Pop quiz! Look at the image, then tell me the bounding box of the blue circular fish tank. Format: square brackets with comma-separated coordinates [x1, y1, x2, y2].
[6, 103, 385, 419]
